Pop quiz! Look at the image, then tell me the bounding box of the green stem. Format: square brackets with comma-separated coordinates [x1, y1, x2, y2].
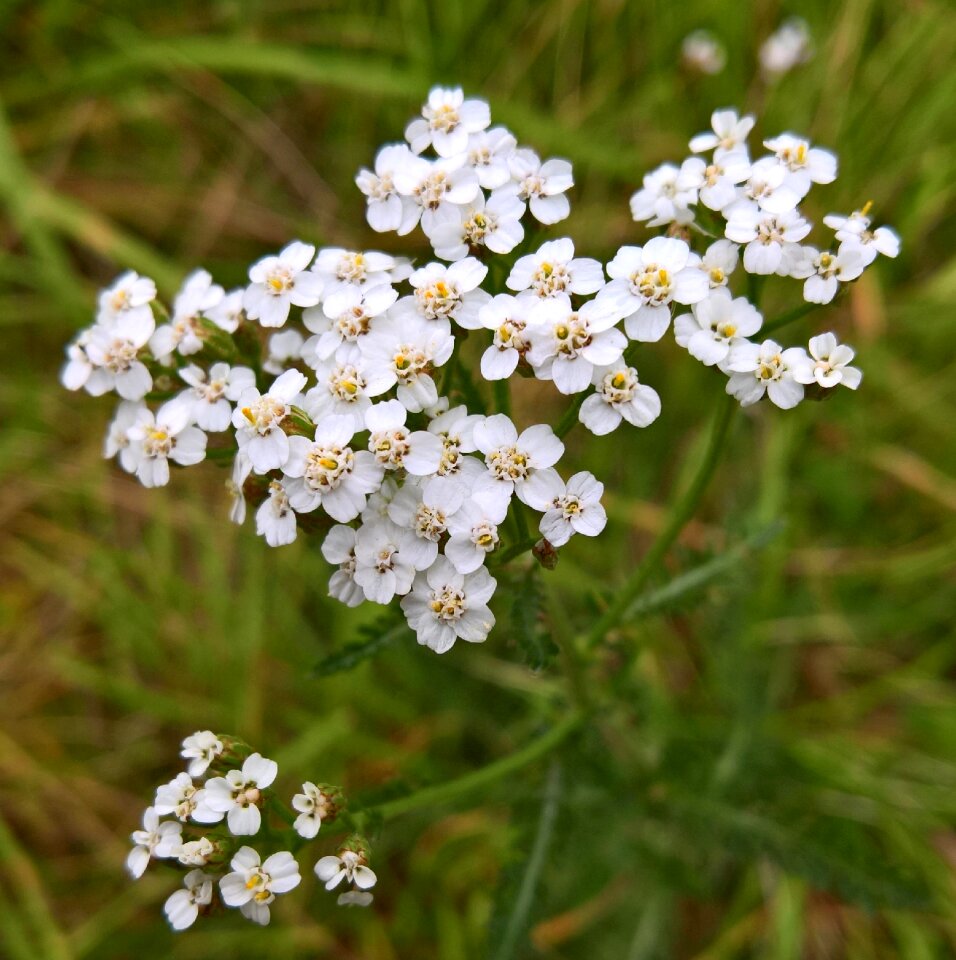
[493, 377, 512, 418]
[365, 712, 585, 821]
[760, 301, 820, 337]
[555, 392, 588, 439]
[491, 536, 539, 566]
[584, 393, 737, 650]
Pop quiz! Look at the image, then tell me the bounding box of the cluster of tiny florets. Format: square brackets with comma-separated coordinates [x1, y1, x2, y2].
[129, 731, 372, 931]
[62, 89, 897, 657]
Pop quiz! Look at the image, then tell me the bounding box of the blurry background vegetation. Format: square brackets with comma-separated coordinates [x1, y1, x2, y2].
[2, 0, 955, 957]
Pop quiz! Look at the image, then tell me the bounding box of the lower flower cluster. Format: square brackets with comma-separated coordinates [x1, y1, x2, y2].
[130, 731, 377, 930]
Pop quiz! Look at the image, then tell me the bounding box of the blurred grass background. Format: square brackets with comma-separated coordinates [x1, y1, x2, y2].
[2, 0, 955, 957]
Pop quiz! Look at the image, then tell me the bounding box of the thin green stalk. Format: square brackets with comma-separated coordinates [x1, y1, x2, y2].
[761, 301, 821, 336]
[491, 537, 539, 566]
[366, 712, 584, 821]
[584, 393, 737, 650]
[555, 393, 588, 439]
[492, 760, 563, 960]
[493, 377, 512, 418]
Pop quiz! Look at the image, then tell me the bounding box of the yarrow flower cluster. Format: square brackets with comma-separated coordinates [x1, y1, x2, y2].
[129, 731, 372, 931]
[63, 90, 896, 662]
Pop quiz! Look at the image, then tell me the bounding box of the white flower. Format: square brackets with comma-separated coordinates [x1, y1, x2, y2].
[232, 369, 307, 473]
[478, 294, 534, 380]
[406, 86, 491, 158]
[322, 525, 365, 607]
[506, 238, 604, 299]
[365, 400, 444, 475]
[200, 753, 278, 836]
[244, 241, 322, 328]
[393, 153, 481, 237]
[504, 148, 573, 224]
[738, 157, 802, 214]
[303, 359, 372, 431]
[149, 269, 224, 362]
[255, 480, 298, 547]
[400, 556, 496, 653]
[292, 782, 337, 839]
[724, 204, 810, 274]
[794, 333, 862, 390]
[472, 415, 564, 508]
[303, 282, 397, 365]
[176, 837, 217, 867]
[697, 239, 740, 290]
[220, 847, 301, 926]
[263, 329, 304, 375]
[360, 314, 455, 413]
[689, 109, 755, 158]
[315, 849, 377, 892]
[96, 270, 157, 328]
[79, 315, 154, 400]
[154, 772, 205, 822]
[465, 127, 517, 188]
[311, 248, 400, 300]
[164, 869, 214, 931]
[428, 190, 525, 261]
[760, 18, 813, 78]
[537, 471, 607, 547]
[681, 30, 727, 74]
[825, 205, 900, 265]
[601, 237, 709, 342]
[628, 159, 702, 226]
[127, 807, 182, 879]
[427, 405, 485, 484]
[181, 730, 223, 778]
[783, 245, 865, 303]
[126, 400, 207, 488]
[724, 339, 809, 409]
[178, 362, 256, 432]
[674, 292, 763, 366]
[445, 486, 510, 573]
[683, 151, 751, 211]
[764, 133, 837, 197]
[580, 363, 662, 435]
[398, 257, 490, 330]
[60, 328, 95, 392]
[525, 298, 627, 394]
[205, 287, 244, 333]
[282, 415, 384, 521]
[356, 143, 421, 233]
[387, 480, 464, 570]
[104, 400, 145, 473]
[353, 517, 422, 603]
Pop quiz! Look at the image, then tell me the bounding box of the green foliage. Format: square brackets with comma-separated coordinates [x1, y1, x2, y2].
[1, 0, 955, 957]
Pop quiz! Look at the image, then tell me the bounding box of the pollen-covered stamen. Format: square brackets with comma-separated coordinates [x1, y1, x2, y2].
[369, 429, 410, 469]
[144, 428, 173, 458]
[267, 480, 292, 516]
[334, 306, 372, 342]
[552, 313, 591, 357]
[755, 217, 788, 246]
[201, 378, 227, 402]
[487, 445, 531, 482]
[471, 522, 499, 552]
[391, 345, 429, 382]
[518, 173, 546, 200]
[709, 267, 726, 285]
[235, 786, 261, 808]
[102, 338, 139, 373]
[264, 267, 295, 296]
[601, 367, 638, 404]
[530, 260, 571, 297]
[428, 585, 467, 621]
[415, 504, 448, 541]
[778, 140, 809, 170]
[493, 317, 528, 352]
[328, 365, 366, 403]
[336, 253, 367, 283]
[756, 354, 785, 381]
[304, 446, 354, 491]
[242, 396, 287, 434]
[631, 263, 675, 303]
[462, 211, 492, 245]
[554, 494, 583, 518]
[415, 171, 451, 210]
[415, 279, 461, 320]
